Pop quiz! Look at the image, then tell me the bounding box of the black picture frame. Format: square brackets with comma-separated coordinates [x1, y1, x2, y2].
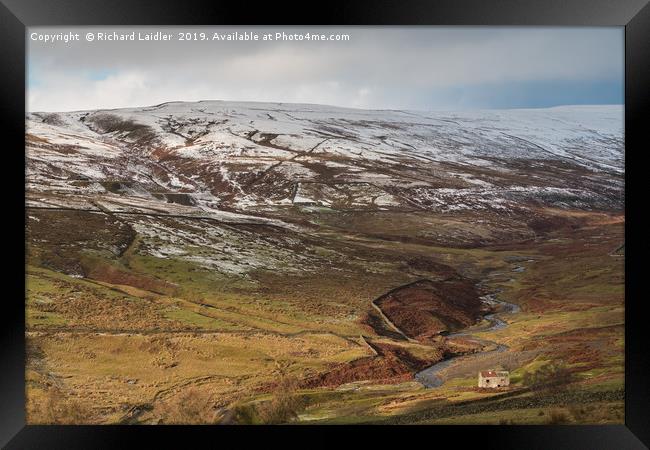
[1, 0, 648, 448]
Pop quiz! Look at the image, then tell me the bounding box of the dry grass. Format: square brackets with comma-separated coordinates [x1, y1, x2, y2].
[522, 361, 577, 392]
[25, 330, 368, 424]
[27, 387, 94, 424]
[155, 388, 218, 424]
[26, 266, 179, 331]
[24, 206, 625, 425]
[231, 375, 305, 424]
[546, 408, 572, 424]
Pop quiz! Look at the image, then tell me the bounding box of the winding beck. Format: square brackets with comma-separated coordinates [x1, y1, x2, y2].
[414, 293, 520, 388]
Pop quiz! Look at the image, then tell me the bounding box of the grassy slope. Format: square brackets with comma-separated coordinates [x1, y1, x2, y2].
[25, 207, 624, 424]
[289, 221, 624, 424]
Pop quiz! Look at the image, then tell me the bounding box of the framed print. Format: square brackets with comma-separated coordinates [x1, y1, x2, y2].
[1, 0, 649, 448]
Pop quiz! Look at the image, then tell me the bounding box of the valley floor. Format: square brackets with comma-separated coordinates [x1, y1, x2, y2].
[25, 205, 624, 425]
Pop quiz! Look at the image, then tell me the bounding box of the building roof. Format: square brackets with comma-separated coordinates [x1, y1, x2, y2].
[480, 370, 508, 377]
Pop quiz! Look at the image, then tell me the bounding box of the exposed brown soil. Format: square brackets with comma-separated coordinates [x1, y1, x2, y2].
[27, 210, 136, 276]
[81, 259, 178, 296]
[375, 279, 485, 341]
[300, 341, 445, 389]
[527, 214, 580, 235]
[404, 257, 458, 276]
[360, 310, 406, 341]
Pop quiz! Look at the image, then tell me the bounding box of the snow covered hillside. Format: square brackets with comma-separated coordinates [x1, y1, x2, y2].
[26, 101, 624, 217]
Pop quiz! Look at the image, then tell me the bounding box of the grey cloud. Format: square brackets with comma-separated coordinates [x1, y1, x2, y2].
[27, 26, 623, 111]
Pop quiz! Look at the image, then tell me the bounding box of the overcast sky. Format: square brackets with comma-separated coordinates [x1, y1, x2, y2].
[27, 26, 624, 112]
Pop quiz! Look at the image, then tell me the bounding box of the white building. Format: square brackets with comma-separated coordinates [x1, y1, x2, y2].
[478, 370, 510, 388]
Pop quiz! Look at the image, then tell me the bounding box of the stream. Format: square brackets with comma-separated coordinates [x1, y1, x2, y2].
[414, 291, 521, 388]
